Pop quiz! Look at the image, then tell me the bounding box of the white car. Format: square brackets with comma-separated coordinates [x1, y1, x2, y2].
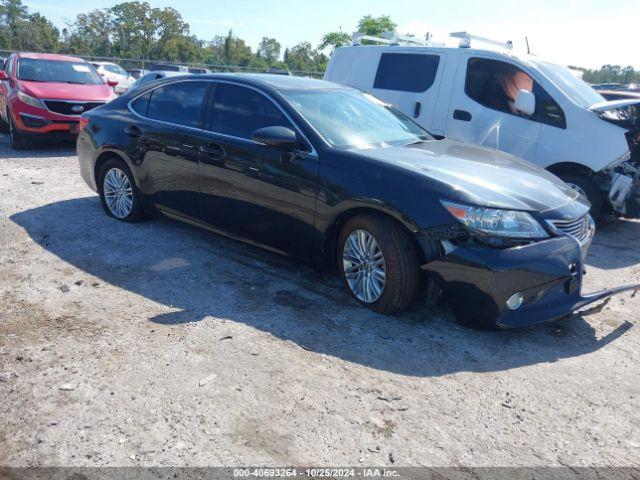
[324, 32, 640, 218]
[91, 62, 135, 94]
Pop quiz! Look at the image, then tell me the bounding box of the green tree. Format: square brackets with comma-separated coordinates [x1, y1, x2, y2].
[257, 37, 280, 64]
[284, 41, 326, 73]
[0, 0, 27, 48]
[223, 30, 252, 66]
[319, 31, 350, 53]
[357, 14, 396, 36]
[68, 9, 112, 56]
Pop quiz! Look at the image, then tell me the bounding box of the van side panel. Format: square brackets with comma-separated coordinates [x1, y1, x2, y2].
[324, 47, 381, 91]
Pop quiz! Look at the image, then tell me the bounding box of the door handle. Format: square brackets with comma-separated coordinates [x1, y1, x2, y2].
[453, 109, 472, 122]
[123, 125, 142, 137]
[199, 143, 226, 159]
[413, 102, 421, 118]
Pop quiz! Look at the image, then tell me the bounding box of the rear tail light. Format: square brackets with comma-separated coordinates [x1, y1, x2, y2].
[78, 115, 90, 133]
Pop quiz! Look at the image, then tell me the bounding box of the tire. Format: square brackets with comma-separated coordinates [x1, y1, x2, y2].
[337, 213, 420, 314]
[98, 158, 146, 222]
[0, 111, 8, 133]
[8, 112, 29, 150]
[557, 172, 606, 222]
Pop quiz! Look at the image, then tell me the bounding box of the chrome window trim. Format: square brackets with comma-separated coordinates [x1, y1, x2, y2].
[126, 78, 319, 158]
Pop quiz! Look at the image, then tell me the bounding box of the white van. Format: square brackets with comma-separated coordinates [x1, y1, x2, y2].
[324, 32, 640, 218]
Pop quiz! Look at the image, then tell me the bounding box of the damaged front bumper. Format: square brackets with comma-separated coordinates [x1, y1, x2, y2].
[608, 162, 640, 217]
[419, 235, 639, 329]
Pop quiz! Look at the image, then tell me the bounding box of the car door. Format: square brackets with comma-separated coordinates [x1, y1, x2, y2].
[121, 79, 210, 219]
[197, 81, 319, 259]
[446, 55, 541, 162]
[370, 51, 444, 134]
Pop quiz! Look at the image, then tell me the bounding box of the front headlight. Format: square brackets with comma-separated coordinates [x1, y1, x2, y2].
[18, 91, 46, 109]
[442, 200, 549, 239]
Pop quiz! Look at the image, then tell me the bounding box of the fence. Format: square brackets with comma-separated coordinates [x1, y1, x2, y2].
[0, 50, 324, 79]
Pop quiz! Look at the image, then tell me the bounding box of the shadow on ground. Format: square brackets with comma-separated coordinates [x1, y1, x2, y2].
[10, 197, 633, 377]
[586, 217, 640, 269]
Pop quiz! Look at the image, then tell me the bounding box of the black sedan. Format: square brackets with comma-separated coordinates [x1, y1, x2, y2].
[77, 74, 638, 329]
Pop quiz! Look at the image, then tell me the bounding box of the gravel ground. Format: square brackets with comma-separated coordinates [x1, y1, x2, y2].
[1, 133, 640, 468]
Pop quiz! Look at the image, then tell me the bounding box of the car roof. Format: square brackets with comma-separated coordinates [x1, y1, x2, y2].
[191, 73, 350, 91]
[15, 52, 85, 62]
[92, 61, 118, 66]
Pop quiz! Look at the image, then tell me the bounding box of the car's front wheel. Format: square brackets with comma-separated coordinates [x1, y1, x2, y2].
[98, 159, 145, 222]
[8, 113, 28, 150]
[557, 172, 606, 221]
[338, 213, 419, 314]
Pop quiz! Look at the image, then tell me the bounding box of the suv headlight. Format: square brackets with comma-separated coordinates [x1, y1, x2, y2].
[442, 200, 549, 239]
[18, 91, 46, 109]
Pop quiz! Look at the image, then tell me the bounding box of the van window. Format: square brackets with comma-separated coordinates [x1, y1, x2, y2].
[206, 83, 292, 139]
[374, 53, 440, 93]
[465, 58, 566, 128]
[147, 81, 208, 128]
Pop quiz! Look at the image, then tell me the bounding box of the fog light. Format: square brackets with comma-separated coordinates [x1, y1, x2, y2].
[506, 292, 524, 310]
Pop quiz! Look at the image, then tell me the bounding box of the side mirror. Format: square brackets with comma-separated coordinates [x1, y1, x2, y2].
[0, 71, 7, 81]
[106, 78, 119, 87]
[514, 89, 536, 116]
[251, 126, 298, 151]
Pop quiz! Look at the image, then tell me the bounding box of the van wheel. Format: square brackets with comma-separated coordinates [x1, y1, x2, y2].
[8, 114, 28, 150]
[98, 158, 146, 222]
[338, 213, 419, 314]
[557, 173, 605, 221]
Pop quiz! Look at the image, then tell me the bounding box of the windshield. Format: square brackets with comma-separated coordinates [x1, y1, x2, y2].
[104, 64, 127, 76]
[18, 59, 103, 85]
[282, 89, 432, 149]
[534, 61, 604, 108]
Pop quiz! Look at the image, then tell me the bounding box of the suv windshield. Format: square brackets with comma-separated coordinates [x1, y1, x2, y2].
[282, 89, 431, 149]
[534, 61, 604, 108]
[18, 59, 103, 85]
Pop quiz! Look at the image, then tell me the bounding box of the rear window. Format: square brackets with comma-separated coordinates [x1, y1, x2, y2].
[373, 53, 440, 93]
[146, 81, 208, 128]
[17, 58, 103, 85]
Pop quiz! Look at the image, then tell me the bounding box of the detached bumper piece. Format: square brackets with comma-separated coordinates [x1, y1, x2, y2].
[609, 172, 640, 217]
[421, 236, 639, 329]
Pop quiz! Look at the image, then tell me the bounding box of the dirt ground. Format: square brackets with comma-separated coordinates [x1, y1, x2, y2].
[1, 133, 640, 468]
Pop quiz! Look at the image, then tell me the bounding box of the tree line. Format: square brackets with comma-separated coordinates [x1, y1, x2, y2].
[0, 0, 637, 83]
[0, 0, 395, 74]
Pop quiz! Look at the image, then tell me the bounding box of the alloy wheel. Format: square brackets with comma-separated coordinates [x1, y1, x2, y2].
[103, 167, 134, 219]
[342, 229, 386, 303]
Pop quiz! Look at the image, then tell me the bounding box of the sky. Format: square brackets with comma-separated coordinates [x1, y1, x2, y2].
[25, 0, 640, 70]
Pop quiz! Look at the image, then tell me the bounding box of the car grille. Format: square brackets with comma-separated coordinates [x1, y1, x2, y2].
[549, 215, 592, 245]
[44, 101, 105, 116]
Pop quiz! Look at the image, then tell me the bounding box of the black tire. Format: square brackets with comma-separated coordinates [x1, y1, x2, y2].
[98, 158, 146, 222]
[0, 111, 8, 133]
[557, 172, 606, 222]
[8, 113, 29, 150]
[337, 213, 420, 314]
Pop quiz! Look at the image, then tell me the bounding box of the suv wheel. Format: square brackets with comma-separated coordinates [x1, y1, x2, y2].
[338, 213, 419, 314]
[8, 113, 28, 150]
[98, 159, 145, 222]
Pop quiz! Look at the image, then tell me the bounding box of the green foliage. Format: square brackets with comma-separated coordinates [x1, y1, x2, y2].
[257, 37, 281, 63]
[581, 64, 639, 85]
[319, 31, 350, 53]
[357, 15, 396, 37]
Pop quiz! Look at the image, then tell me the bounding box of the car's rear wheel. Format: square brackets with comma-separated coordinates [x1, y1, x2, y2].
[338, 213, 419, 314]
[8, 113, 29, 150]
[98, 159, 145, 222]
[557, 172, 605, 221]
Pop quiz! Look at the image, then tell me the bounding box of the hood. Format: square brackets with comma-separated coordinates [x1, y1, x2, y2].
[589, 98, 640, 112]
[352, 139, 582, 212]
[18, 81, 114, 101]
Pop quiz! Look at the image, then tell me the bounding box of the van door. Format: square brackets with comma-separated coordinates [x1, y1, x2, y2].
[446, 55, 541, 161]
[370, 52, 443, 134]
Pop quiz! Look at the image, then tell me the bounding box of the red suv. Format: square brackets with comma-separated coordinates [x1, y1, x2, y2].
[0, 53, 117, 149]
